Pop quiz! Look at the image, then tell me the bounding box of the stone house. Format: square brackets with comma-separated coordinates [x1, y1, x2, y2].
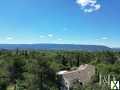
[57, 64, 95, 90]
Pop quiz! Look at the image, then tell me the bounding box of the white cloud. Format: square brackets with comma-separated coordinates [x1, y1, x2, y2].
[6, 37, 13, 40]
[40, 35, 45, 38]
[48, 34, 53, 37]
[101, 37, 109, 40]
[58, 38, 62, 41]
[96, 37, 109, 41]
[76, 0, 101, 13]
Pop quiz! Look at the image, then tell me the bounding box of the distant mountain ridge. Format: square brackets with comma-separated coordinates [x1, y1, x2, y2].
[112, 48, 120, 52]
[0, 44, 116, 51]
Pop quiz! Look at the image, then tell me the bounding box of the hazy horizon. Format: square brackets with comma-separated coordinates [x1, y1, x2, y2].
[0, 43, 119, 48]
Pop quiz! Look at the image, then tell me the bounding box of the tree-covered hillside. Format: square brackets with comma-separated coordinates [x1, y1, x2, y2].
[0, 50, 120, 90]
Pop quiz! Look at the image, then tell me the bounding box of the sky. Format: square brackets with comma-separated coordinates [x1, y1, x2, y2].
[0, 0, 120, 47]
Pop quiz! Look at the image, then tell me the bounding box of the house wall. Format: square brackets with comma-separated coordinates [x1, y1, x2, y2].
[57, 65, 95, 90]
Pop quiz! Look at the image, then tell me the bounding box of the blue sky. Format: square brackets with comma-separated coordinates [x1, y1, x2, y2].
[0, 0, 119, 47]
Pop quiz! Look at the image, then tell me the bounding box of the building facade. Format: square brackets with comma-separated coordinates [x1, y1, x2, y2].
[57, 64, 95, 90]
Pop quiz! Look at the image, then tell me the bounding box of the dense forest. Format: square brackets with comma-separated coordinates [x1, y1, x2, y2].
[0, 49, 120, 90]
